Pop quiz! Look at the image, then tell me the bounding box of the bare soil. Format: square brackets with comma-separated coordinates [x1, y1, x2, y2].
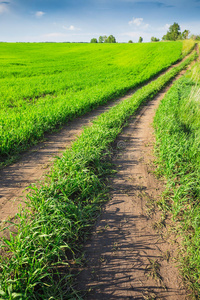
[77, 70, 191, 299]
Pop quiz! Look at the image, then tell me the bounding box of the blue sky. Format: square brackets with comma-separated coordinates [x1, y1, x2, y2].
[0, 0, 200, 42]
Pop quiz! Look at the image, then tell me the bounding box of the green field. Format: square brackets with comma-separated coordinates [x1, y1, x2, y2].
[154, 63, 200, 298]
[0, 40, 197, 299]
[0, 42, 185, 163]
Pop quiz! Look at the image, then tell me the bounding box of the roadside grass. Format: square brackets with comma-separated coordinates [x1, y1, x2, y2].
[0, 51, 197, 299]
[154, 63, 200, 298]
[0, 42, 187, 165]
[181, 39, 196, 57]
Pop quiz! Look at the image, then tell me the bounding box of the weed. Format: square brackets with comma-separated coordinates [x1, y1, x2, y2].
[161, 250, 170, 262]
[145, 258, 162, 282]
[152, 213, 166, 231]
[144, 192, 156, 217]
[112, 242, 119, 252]
[142, 290, 157, 300]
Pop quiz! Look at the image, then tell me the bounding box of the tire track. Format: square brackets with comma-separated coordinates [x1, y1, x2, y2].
[0, 50, 197, 223]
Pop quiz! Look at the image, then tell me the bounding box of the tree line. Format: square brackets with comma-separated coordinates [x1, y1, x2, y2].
[162, 23, 189, 41]
[90, 23, 199, 44]
[91, 35, 143, 44]
[91, 35, 116, 43]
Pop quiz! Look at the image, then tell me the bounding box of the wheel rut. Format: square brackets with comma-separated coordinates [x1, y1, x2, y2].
[0, 94, 135, 222]
[77, 69, 192, 299]
[0, 51, 195, 223]
[0, 48, 198, 298]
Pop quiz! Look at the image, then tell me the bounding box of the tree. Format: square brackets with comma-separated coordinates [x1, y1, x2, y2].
[138, 36, 143, 43]
[128, 40, 133, 43]
[99, 36, 104, 43]
[191, 35, 200, 41]
[182, 30, 190, 39]
[90, 38, 98, 43]
[98, 35, 116, 43]
[151, 36, 160, 42]
[162, 22, 181, 41]
[99, 35, 108, 43]
[162, 22, 191, 41]
[103, 35, 108, 42]
[104, 35, 116, 43]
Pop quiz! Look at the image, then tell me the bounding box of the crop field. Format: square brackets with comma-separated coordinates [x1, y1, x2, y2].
[154, 62, 200, 298]
[0, 38, 197, 299]
[0, 41, 187, 164]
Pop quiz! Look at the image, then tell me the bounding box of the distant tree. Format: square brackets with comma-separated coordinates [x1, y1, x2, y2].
[138, 36, 143, 43]
[90, 38, 98, 43]
[98, 35, 116, 43]
[151, 36, 160, 42]
[99, 36, 104, 43]
[99, 35, 108, 43]
[104, 35, 116, 43]
[192, 35, 200, 41]
[162, 22, 181, 41]
[182, 29, 190, 39]
[103, 35, 108, 42]
[128, 40, 133, 43]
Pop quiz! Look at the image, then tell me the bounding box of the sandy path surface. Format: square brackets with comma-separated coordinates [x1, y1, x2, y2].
[77, 69, 190, 299]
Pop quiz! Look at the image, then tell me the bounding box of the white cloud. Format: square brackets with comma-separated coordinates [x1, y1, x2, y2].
[143, 23, 150, 29]
[179, 21, 200, 35]
[35, 11, 45, 18]
[44, 32, 67, 38]
[122, 31, 152, 42]
[0, 3, 9, 14]
[164, 23, 170, 30]
[155, 23, 170, 34]
[42, 31, 86, 39]
[123, 32, 140, 38]
[63, 25, 81, 31]
[69, 25, 75, 30]
[128, 17, 150, 31]
[129, 17, 143, 26]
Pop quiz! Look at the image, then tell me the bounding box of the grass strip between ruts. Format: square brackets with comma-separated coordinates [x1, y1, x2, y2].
[0, 51, 197, 300]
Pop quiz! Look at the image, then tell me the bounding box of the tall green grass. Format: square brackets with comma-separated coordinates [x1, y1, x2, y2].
[154, 63, 200, 298]
[0, 42, 186, 164]
[181, 39, 196, 57]
[0, 51, 197, 300]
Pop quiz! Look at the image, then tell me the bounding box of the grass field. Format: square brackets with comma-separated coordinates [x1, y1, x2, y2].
[0, 47, 196, 299]
[154, 62, 200, 298]
[0, 41, 187, 164]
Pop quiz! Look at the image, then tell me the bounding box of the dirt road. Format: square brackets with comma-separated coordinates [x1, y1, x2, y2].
[0, 93, 134, 222]
[77, 70, 189, 299]
[0, 52, 195, 223]
[0, 50, 198, 298]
